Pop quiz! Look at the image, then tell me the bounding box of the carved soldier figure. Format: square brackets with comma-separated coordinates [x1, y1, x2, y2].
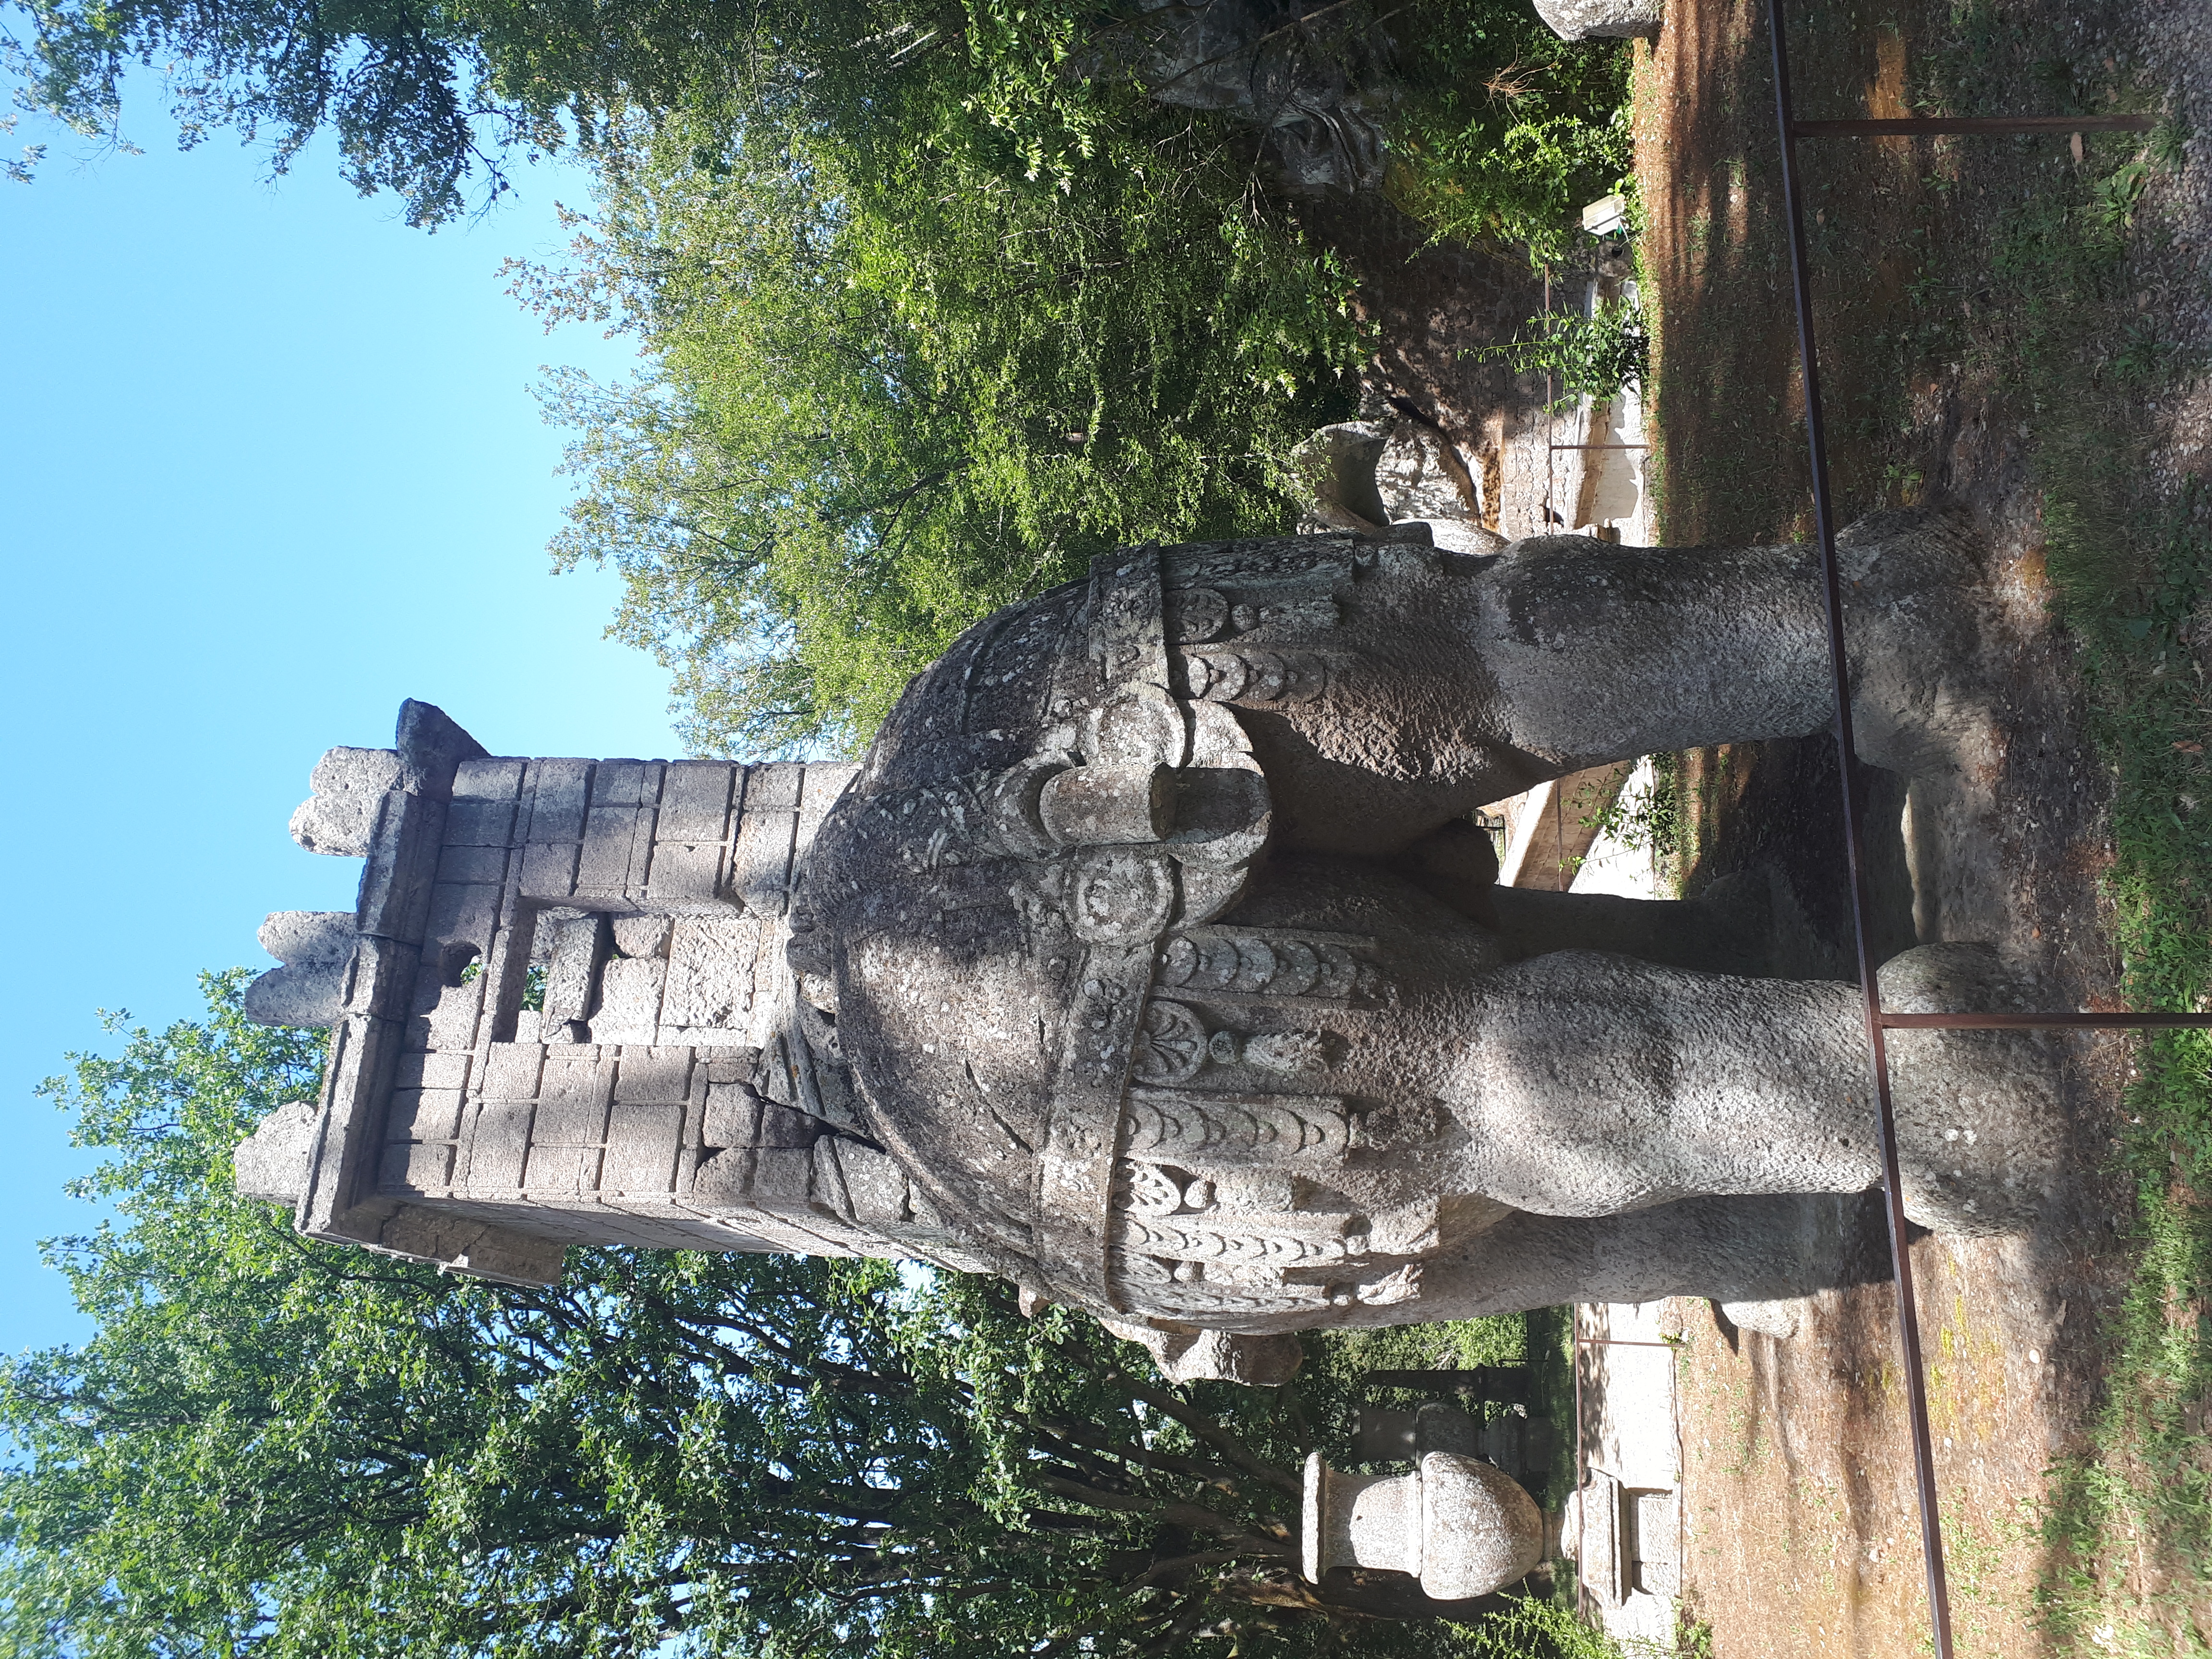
[241, 514, 2058, 1382]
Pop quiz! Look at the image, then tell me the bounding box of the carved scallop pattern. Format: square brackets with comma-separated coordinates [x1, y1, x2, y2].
[1136, 1284, 1335, 1314]
[1123, 1087, 1348, 1163]
[1177, 648, 1329, 707]
[1156, 933, 1366, 1000]
[1114, 1214, 1364, 1266]
[1116, 1249, 1177, 1282]
[1161, 543, 1353, 591]
[1108, 1249, 1339, 1313]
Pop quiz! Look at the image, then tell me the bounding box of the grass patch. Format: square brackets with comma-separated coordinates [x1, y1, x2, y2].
[2035, 487, 2212, 1647]
[1926, 72, 2212, 1648]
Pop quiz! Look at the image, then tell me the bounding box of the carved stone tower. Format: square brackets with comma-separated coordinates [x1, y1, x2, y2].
[237, 701, 982, 1285]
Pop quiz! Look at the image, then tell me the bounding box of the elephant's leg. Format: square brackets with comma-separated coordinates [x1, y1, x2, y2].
[1419, 947, 2058, 1232]
[1229, 860, 1882, 1213]
[1316, 1193, 1892, 1329]
[1440, 952, 1884, 1213]
[1222, 859, 2059, 1239]
[1466, 509, 1990, 776]
[1184, 513, 1989, 857]
[1386, 818, 1777, 974]
[1217, 538, 1833, 854]
[1486, 874, 1776, 977]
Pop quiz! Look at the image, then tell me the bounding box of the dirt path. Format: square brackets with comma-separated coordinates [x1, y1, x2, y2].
[1627, 0, 2212, 1651]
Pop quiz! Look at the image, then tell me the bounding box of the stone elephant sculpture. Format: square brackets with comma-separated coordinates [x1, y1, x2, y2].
[787, 511, 2060, 1379]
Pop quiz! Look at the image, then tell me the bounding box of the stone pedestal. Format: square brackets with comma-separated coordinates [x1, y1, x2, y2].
[1355, 1401, 1554, 1485]
[1560, 1468, 1682, 1605]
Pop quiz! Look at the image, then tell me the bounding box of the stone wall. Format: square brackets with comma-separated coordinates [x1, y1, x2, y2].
[378, 1036, 924, 1261]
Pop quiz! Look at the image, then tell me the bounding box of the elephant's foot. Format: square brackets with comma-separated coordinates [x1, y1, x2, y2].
[1878, 943, 2065, 1235]
[1840, 509, 2008, 798]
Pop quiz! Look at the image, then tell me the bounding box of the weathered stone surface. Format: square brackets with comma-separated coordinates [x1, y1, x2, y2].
[1531, 0, 1662, 40]
[1289, 416, 1500, 549]
[541, 913, 610, 1037]
[1416, 1453, 1546, 1599]
[1289, 421, 1392, 532]
[779, 516, 2058, 1369]
[1300, 1449, 1543, 1600]
[290, 747, 402, 856]
[233, 1098, 320, 1204]
[661, 918, 766, 1034]
[1719, 1297, 1805, 1340]
[239, 511, 2064, 1382]
[394, 699, 489, 796]
[1877, 941, 2065, 1235]
[1559, 1468, 1680, 1605]
[245, 912, 358, 1027]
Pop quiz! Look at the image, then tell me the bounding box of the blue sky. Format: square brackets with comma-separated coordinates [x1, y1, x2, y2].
[2, 116, 685, 1356]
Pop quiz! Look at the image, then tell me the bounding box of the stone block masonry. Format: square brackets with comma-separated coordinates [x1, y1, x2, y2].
[236, 699, 967, 1286]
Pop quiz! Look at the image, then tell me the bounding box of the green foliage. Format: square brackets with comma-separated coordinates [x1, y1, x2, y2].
[519, 64, 1368, 755]
[1384, 16, 1632, 267]
[1295, 1315, 1529, 1467]
[8, 0, 1629, 750]
[1, 971, 1549, 1658]
[5, 0, 809, 222]
[9, 0, 529, 224]
[510, 0, 1629, 752]
[1465, 290, 1647, 411]
[4, 0, 1630, 250]
[1451, 1596, 1628, 1658]
[1575, 754, 1684, 890]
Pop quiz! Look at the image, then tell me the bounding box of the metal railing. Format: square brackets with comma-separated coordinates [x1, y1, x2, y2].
[1530, 21, 2169, 1655]
[1763, 11, 2164, 1655]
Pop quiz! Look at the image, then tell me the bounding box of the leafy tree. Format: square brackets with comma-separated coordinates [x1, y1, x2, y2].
[4, 0, 1625, 753]
[3, 0, 781, 220]
[516, 84, 1369, 756]
[1, 972, 1522, 1657]
[3, 0, 1623, 239]
[1384, 19, 1632, 268]
[1466, 292, 1648, 409]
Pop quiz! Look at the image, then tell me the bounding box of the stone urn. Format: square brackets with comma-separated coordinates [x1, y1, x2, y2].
[1301, 1449, 1545, 1600]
